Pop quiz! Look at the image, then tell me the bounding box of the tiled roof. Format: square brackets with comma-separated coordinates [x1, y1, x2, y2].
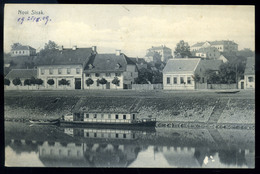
[5, 69, 37, 79]
[11, 45, 36, 51]
[199, 59, 223, 71]
[192, 40, 238, 47]
[163, 58, 200, 73]
[36, 48, 94, 66]
[84, 53, 133, 73]
[244, 57, 255, 75]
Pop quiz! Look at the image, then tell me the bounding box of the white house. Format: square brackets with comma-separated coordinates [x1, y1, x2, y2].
[83, 50, 138, 90]
[11, 45, 36, 57]
[163, 58, 223, 90]
[191, 40, 238, 53]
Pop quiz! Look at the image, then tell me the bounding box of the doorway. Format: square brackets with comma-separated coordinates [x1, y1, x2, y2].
[75, 78, 81, 89]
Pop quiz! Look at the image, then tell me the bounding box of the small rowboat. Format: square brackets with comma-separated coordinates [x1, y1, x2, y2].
[29, 119, 60, 125]
[215, 90, 240, 94]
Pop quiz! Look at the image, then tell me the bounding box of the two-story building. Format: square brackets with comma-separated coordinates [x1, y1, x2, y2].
[195, 47, 221, 60]
[191, 40, 238, 53]
[11, 45, 36, 57]
[145, 45, 173, 63]
[83, 50, 138, 90]
[36, 46, 94, 90]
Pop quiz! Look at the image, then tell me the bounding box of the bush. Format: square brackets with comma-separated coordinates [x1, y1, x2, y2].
[4, 78, 10, 86]
[47, 79, 55, 86]
[12, 78, 21, 86]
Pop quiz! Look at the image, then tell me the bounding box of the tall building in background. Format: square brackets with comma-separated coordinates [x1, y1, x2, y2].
[191, 40, 238, 53]
[145, 45, 173, 63]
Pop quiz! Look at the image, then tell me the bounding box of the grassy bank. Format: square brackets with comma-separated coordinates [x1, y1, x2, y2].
[4, 90, 255, 124]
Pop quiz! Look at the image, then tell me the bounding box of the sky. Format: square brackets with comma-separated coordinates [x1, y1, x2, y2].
[4, 4, 255, 57]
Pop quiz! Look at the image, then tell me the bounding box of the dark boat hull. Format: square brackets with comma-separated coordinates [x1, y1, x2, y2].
[29, 120, 60, 125]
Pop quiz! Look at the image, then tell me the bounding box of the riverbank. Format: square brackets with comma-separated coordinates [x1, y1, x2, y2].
[4, 90, 255, 125]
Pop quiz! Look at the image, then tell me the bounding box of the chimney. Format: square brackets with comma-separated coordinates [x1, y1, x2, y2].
[59, 45, 63, 51]
[72, 45, 77, 50]
[92, 46, 97, 53]
[116, 50, 121, 56]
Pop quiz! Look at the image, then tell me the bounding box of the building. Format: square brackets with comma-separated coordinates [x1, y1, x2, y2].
[191, 40, 238, 53]
[243, 57, 255, 89]
[11, 45, 36, 57]
[145, 45, 173, 63]
[83, 50, 138, 90]
[163, 58, 222, 90]
[5, 69, 38, 90]
[36, 46, 95, 90]
[128, 57, 148, 70]
[195, 47, 221, 60]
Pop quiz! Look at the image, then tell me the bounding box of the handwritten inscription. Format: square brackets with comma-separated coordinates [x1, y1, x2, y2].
[17, 10, 51, 25]
[17, 16, 52, 25]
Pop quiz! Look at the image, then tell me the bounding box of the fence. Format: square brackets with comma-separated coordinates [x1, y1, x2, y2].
[132, 84, 163, 90]
[207, 84, 237, 89]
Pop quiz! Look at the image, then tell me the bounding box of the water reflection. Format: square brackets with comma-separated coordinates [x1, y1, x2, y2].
[5, 122, 254, 168]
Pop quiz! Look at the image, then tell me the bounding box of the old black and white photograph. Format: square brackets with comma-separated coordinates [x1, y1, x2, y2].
[4, 4, 255, 168]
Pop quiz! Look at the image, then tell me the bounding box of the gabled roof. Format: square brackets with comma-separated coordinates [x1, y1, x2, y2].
[36, 48, 94, 66]
[5, 69, 37, 79]
[191, 42, 205, 47]
[199, 59, 223, 71]
[84, 53, 133, 73]
[163, 58, 201, 73]
[11, 45, 36, 51]
[244, 57, 255, 75]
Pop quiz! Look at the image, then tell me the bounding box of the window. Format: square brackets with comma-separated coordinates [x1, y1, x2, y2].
[116, 115, 119, 119]
[97, 80, 99, 86]
[86, 114, 89, 118]
[19, 51, 21, 54]
[116, 134, 118, 138]
[123, 115, 126, 119]
[86, 73, 90, 77]
[94, 133, 97, 137]
[202, 77, 205, 83]
[49, 68, 53, 75]
[133, 114, 135, 120]
[76, 68, 80, 74]
[187, 77, 191, 84]
[173, 77, 177, 84]
[94, 114, 97, 118]
[67, 68, 71, 74]
[41, 69, 45, 75]
[123, 134, 126, 138]
[108, 114, 111, 119]
[86, 133, 89, 137]
[167, 77, 170, 84]
[248, 77, 254, 82]
[180, 77, 184, 84]
[58, 68, 62, 74]
[95, 73, 100, 77]
[23, 51, 24, 53]
[67, 150, 71, 156]
[106, 73, 111, 77]
[101, 114, 104, 119]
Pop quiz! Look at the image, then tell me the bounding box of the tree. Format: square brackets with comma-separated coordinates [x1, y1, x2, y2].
[174, 40, 192, 58]
[4, 78, 10, 86]
[44, 40, 59, 50]
[24, 79, 31, 89]
[99, 78, 107, 89]
[59, 79, 70, 86]
[112, 77, 120, 89]
[47, 79, 55, 86]
[30, 77, 36, 86]
[236, 48, 254, 58]
[86, 78, 94, 89]
[35, 78, 44, 89]
[11, 43, 22, 50]
[135, 68, 153, 84]
[12, 78, 21, 89]
[204, 69, 221, 84]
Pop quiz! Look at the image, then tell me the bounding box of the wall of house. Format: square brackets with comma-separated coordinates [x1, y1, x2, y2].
[84, 72, 124, 90]
[38, 65, 83, 90]
[163, 73, 195, 90]
[244, 75, 255, 89]
[11, 49, 36, 57]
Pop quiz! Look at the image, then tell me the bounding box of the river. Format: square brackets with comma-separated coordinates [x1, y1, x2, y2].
[5, 122, 254, 168]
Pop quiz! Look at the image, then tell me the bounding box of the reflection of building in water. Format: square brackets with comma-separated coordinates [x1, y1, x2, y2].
[64, 128, 137, 140]
[157, 146, 207, 167]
